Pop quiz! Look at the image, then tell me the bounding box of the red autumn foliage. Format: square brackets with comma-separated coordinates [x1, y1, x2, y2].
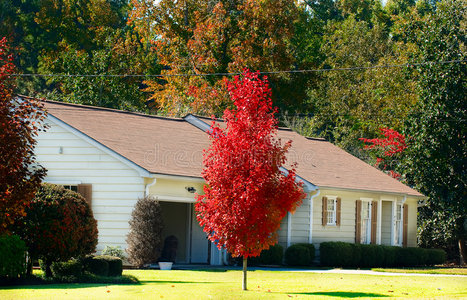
[195, 70, 305, 259]
[0, 37, 46, 233]
[359, 127, 407, 179]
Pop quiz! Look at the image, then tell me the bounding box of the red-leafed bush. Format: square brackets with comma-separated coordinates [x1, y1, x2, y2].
[15, 183, 98, 276]
[0, 37, 46, 233]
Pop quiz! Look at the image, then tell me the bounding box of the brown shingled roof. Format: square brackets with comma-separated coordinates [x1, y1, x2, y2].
[38, 99, 423, 197]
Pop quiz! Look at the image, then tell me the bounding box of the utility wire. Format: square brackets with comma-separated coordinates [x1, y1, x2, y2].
[8, 59, 467, 78]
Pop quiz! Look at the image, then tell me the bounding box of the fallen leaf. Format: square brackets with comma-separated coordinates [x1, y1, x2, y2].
[107, 290, 110, 293]
[388, 291, 394, 293]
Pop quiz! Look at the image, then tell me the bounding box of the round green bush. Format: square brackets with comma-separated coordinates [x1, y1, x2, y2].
[0, 234, 27, 279]
[14, 183, 98, 276]
[97, 255, 123, 277]
[84, 256, 109, 276]
[294, 243, 316, 263]
[285, 244, 311, 266]
[359, 244, 384, 268]
[260, 244, 284, 265]
[397, 247, 425, 267]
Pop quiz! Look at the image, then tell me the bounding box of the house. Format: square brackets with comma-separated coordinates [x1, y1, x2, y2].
[30, 97, 424, 265]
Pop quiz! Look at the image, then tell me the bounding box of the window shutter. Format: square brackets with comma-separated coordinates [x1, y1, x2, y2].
[355, 200, 362, 244]
[402, 203, 408, 247]
[371, 201, 378, 244]
[336, 197, 341, 226]
[322, 197, 328, 226]
[77, 184, 92, 207]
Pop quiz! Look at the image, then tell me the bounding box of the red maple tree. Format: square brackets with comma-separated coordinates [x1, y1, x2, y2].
[195, 70, 305, 290]
[0, 37, 46, 233]
[359, 127, 407, 180]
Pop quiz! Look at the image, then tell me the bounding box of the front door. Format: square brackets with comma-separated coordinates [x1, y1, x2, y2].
[190, 205, 209, 263]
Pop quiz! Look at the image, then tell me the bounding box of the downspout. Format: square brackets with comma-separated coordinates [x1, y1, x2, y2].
[308, 189, 321, 244]
[144, 177, 157, 197]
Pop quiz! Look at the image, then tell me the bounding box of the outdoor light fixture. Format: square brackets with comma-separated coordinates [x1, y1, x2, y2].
[185, 186, 196, 193]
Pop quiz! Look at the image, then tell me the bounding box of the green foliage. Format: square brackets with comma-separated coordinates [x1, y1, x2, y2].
[426, 249, 447, 266]
[84, 256, 109, 277]
[14, 183, 98, 276]
[295, 243, 316, 263]
[51, 259, 83, 282]
[285, 244, 312, 266]
[102, 245, 125, 260]
[359, 244, 384, 268]
[249, 244, 284, 266]
[320, 242, 444, 268]
[320, 242, 356, 267]
[0, 234, 27, 279]
[400, 0, 466, 263]
[126, 196, 163, 268]
[99, 255, 123, 277]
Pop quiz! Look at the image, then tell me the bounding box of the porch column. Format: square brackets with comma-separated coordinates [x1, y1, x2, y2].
[287, 212, 292, 247]
[377, 199, 382, 245]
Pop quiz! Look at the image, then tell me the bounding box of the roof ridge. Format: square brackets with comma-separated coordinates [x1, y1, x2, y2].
[18, 95, 185, 122]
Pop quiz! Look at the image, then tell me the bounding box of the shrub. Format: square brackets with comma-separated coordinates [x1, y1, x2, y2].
[250, 244, 284, 265]
[397, 247, 428, 267]
[98, 255, 123, 277]
[0, 234, 27, 279]
[102, 246, 125, 260]
[295, 243, 316, 264]
[359, 244, 384, 268]
[381, 246, 398, 267]
[84, 256, 109, 276]
[14, 183, 98, 276]
[126, 196, 163, 268]
[320, 242, 355, 267]
[285, 244, 311, 266]
[51, 259, 83, 281]
[426, 249, 446, 266]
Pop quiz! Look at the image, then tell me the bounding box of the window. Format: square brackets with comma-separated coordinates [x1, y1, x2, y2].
[360, 201, 372, 244]
[394, 204, 403, 246]
[327, 198, 337, 225]
[63, 185, 78, 192]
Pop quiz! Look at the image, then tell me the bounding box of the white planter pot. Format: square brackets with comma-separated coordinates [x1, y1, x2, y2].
[158, 262, 173, 270]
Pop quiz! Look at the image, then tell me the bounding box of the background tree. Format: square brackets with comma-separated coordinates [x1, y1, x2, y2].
[130, 0, 315, 116]
[307, 14, 418, 157]
[195, 71, 305, 290]
[401, 0, 466, 264]
[0, 37, 46, 233]
[126, 196, 164, 268]
[14, 183, 98, 276]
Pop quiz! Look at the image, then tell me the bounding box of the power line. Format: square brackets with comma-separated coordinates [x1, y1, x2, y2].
[8, 59, 466, 78]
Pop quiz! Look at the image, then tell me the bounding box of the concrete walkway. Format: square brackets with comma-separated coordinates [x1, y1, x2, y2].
[170, 264, 467, 278]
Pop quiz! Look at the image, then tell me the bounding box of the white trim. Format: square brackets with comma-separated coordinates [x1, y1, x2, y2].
[287, 212, 292, 247]
[377, 198, 382, 245]
[325, 196, 338, 226]
[153, 195, 196, 203]
[47, 114, 152, 177]
[152, 173, 205, 183]
[279, 167, 318, 193]
[391, 200, 396, 246]
[308, 190, 320, 243]
[144, 177, 157, 197]
[187, 203, 192, 263]
[318, 185, 424, 199]
[46, 180, 82, 185]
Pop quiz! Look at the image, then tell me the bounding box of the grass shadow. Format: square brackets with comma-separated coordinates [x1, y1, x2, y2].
[1, 282, 140, 290]
[289, 291, 389, 298]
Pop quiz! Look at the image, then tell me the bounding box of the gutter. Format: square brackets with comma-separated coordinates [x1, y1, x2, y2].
[144, 177, 157, 197]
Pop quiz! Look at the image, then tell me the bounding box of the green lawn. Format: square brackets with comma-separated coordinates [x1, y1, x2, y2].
[372, 267, 467, 275]
[1, 269, 466, 299]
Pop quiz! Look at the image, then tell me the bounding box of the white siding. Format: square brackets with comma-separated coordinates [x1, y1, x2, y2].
[35, 120, 145, 254]
[381, 201, 392, 245]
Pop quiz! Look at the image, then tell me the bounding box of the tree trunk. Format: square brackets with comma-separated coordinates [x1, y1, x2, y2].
[459, 238, 466, 266]
[242, 257, 247, 291]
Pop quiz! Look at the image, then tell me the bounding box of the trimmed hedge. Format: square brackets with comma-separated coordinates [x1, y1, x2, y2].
[249, 244, 284, 265]
[83, 255, 123, 277]
[0, 234, 27, 279]
[285, 244, 314, 266]
[319, 242, 446, 268]
[51, 259, 83, 281]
